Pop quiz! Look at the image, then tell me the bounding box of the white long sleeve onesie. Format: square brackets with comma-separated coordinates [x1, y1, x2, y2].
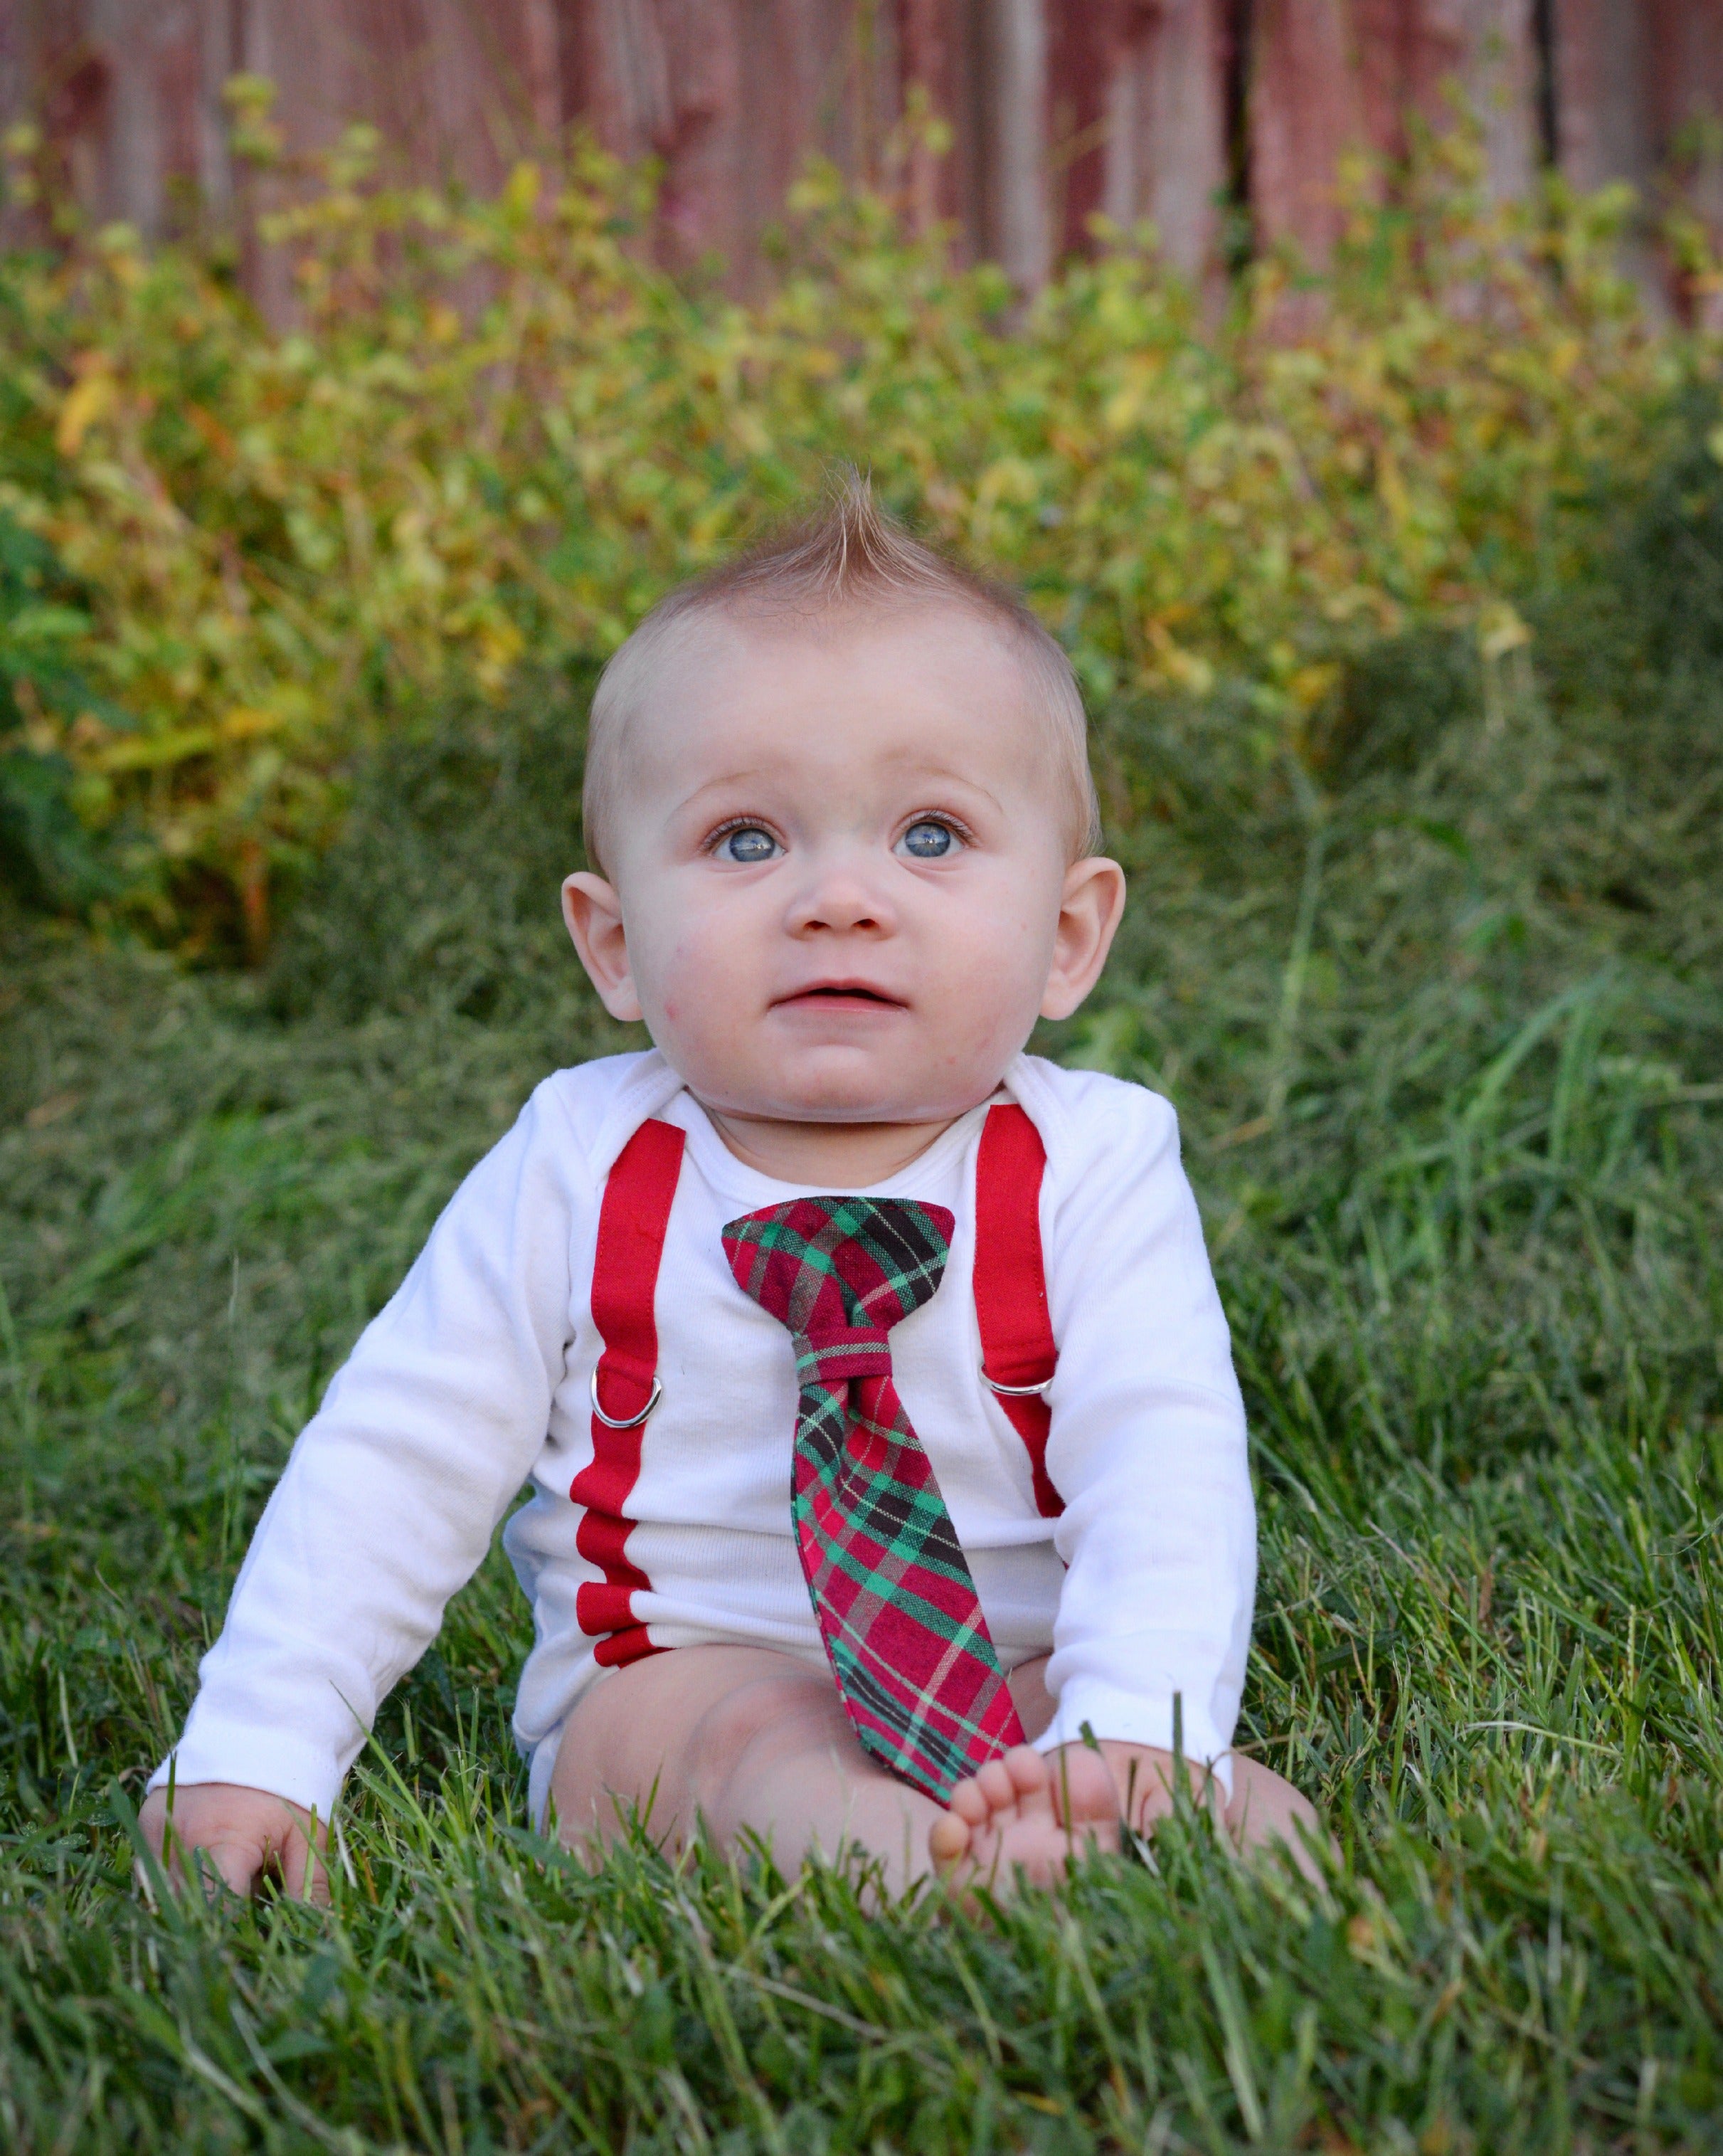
[149, 1049, 1256, 1824]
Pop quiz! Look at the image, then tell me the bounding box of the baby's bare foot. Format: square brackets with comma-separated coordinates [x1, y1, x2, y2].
[928, 1744, 1120, 1890]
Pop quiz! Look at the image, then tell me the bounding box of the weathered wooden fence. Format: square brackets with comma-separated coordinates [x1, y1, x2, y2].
[4, 1, 1721, 302]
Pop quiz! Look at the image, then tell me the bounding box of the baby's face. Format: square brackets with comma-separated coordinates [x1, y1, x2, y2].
[564, 607, 1123, 1131]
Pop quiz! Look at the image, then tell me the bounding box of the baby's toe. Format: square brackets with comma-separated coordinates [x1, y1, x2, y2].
[992, 1742, 1056, 1828]
[928, 1809, 972, 1868]
[945, 1777, 991, 1827]
[1051, 1746, 1123, 1836]
[972, 1758, 1019, 1809]
[996, 1742, 1052, 1793]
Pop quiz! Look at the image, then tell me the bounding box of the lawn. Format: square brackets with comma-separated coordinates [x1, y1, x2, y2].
[1, 443, 1721, 2150]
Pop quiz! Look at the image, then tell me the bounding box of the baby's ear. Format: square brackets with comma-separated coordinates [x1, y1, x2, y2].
[562, 873, 643, 1022]
[1040, 856, 1127, 1022]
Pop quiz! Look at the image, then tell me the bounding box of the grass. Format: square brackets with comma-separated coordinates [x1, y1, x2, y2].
[1, 444, 1722, 2150]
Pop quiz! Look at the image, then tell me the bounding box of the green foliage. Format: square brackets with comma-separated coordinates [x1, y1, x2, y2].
[1, 455, 1721, 2145]
[0, 127, 1696, 942]
[0, 511, 123, 909]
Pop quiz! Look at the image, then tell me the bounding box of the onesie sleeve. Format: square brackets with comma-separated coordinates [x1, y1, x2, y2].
[146, 1075, 592, 1822]
[1027, 1069, 1255, 1789]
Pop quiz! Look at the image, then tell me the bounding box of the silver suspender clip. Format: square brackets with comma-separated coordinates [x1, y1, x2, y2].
[590, 1368, 662, 1430]
[981, 1369, 1055, 1398]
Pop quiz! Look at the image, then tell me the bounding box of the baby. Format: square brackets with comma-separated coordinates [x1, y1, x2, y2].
[140, 479, 1318, 1896]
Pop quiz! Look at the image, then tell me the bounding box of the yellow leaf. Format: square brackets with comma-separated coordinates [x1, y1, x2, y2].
[1290, 662, 1341, 712]
[1377, 447, 1410, 530]
[976, 458, 1039, 509]
[1145, 621, 1216, 697]
[56, 372, 116, 457]
[92, 725, 219, 773]
[503, 162, 541, 221]
[218, 707, 282, 742]
[1478, 601, 1532, 662]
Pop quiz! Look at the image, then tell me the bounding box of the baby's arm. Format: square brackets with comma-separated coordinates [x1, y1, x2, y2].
[1019, 1069, 1258, 1785]
[140, 1078, 592, 1893]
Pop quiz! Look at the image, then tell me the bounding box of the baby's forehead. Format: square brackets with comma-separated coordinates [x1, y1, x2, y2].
[620, 619, 1053, 821]
[677, 593, 1018, 667]
[641, 599, 1043, 730]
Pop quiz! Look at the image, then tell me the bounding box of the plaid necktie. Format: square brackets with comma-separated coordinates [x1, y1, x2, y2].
[723, 1195, 1027, 1801]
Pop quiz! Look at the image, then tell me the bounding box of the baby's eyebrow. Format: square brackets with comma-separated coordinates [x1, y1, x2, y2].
[670, 761, 1004, 822]
[667, 771, 780, 818]
[877, 756, 1005, 810]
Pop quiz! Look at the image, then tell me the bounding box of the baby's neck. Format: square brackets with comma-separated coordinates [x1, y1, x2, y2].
[699, 1107, 963, 1188]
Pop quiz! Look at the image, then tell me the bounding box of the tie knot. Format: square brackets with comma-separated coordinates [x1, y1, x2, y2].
[799, 1325, 893, 1386]
[723, 1195, 954, 1351]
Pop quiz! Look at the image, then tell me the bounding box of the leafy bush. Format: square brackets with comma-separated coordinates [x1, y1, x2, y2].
[0, 126, 1695, 946]
[0, 509, 126, 909]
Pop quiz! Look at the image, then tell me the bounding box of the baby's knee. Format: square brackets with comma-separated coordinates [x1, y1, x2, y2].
[684, 1667, 845, 1816]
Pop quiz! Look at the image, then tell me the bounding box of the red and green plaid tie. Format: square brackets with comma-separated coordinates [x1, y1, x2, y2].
[723, 1195, 1027, 1801]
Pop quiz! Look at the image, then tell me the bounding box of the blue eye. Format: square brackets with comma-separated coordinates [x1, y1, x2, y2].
[900, 820, 956, 860]
[719, 825, 778, 864]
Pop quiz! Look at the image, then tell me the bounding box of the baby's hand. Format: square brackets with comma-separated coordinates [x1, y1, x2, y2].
[138, 1781, 331, 1901]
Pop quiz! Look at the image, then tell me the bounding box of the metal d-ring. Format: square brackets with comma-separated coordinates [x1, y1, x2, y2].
[590, 1368, 662, 1430]
[981, 1368, 1055, 1398]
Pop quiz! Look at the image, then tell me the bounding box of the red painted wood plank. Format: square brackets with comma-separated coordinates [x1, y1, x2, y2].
[0, 0, 1717, 312]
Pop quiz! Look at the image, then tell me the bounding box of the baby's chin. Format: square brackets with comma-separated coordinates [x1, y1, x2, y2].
[675, 1042, 1009, 1128]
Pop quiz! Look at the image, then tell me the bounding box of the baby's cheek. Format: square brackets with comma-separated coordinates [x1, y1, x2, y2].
[937, 988, 1023, 1074]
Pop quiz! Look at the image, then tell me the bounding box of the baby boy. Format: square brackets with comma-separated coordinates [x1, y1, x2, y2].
[141, 480, 1318, 1896]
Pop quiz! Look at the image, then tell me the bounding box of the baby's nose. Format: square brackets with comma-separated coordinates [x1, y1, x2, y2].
[786, 864, 894, 934]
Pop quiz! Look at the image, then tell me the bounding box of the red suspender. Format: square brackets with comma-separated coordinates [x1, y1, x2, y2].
[571, 1116, 684, 1667]
[973, 1104, 1063, 1518]
[571, 1099, 1062, 1668]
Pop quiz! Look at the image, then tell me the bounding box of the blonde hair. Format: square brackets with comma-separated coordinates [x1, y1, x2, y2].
[581, 473, 1102, 875]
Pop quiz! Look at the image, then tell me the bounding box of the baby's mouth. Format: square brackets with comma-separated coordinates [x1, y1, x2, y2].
[775, 983, 906, 1012]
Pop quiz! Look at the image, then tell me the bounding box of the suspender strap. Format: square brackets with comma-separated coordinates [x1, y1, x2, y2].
[572, 1116, 685, 1666]
[572, 1101, 1064, 1667]
[973, 1103, 1063, 1518]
